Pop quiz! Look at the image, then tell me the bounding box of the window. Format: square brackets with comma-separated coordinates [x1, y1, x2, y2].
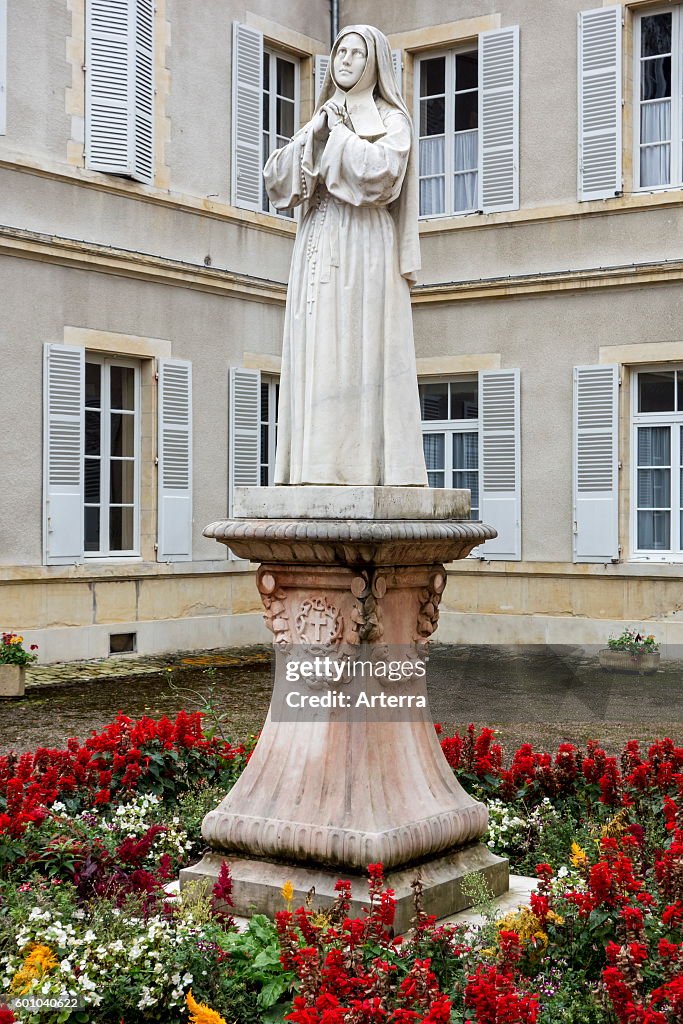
[635, 7, 683, 190]
[416, 48, 479, 217]
[419, 378, 479, 518]
[84, 356, 140, 557]
[232, 23, 301, 214]
[262, 49, 298, 216]
[631, 368, 683, 556]
[260, 375, 279, 484]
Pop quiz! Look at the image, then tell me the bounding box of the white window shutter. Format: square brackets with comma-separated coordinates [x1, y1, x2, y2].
[578, 6, 622, 201]
[391, 49, 403, 94]
[43, 344, 85, 565]
[231, 22, 263, 211]
[86, 0, 154, 182]
[0, 0, 7, 136]
[314, 54, 329, 102]
[478, 26, 519, 213]
[131, 0, 154, 184]
[478, 369, 521, 560]
[158, 359, 193, 562]
[573, 364, 619, 562]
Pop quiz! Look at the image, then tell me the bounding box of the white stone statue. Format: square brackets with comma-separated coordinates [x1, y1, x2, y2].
[264, 24, 428, 487]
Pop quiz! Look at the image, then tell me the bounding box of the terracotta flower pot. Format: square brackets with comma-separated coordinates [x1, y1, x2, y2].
[598, 649, 660, 676]
[0, 664, 26, 697]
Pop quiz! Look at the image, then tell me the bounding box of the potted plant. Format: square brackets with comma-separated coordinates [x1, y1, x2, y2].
[599, 627, 660, 675]
[0, 632, 38, 697]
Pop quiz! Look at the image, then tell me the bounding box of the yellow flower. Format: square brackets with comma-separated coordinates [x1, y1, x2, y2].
[10, 636, 22, 645]
[11, 944, 58, 994]
[570, 842, 589, 871]
[281, 879, 294, 907]
[546, 909, 565, 926]
[186, 991, 229, 1024]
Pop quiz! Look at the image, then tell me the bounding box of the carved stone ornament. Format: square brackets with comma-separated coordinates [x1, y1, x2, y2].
[416, 570, 447, 645]
[295, 597, 343, 645]
[257, 570, 292, 648]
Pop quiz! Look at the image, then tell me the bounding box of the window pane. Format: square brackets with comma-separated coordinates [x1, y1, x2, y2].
[84, 507, 100, 552]
[84, 459, 100, 503]
[455, 172, 478, 212]
[419, 177, 445, 215]
[419, 136, 445, 175]
[638, 372, 675, 412]
[641, 56, 671, 101]
[456, 51, 478, 91]
[110, 506, 134, 552]
[638, 468, 671, 507]
[111, 413, 135, 457]
[454, 470, 479, 511]
[110, 366, 135, 411]
[277, 58, 295, 99]
[85, 363, 101, 408]
[262, 92, 270, 131]
[419, 382, 449, 420]
[420, 97, 445, 136]
[423, 433, 445, 470]
[455, 129, 478, 171]
[638, 425, 671, 466]
[638, 509, 670, 549]
[640, 100, 671, 143]
[453, 432, 478, 469]
[455, 91, 478, 132]
[641, 13, 672, 58]
[451, 381, 478, 419]
[277, 98, 294, 138]
[261, 381, 270, 420]
[85, 411, 100, 455]
[428, 471, 445, 487]
[641, 143, 671, 187]
[110, 460, 134, 504]
[263, 51, 269, 89]
[260, 423, 269, 466]
[420, 56, 445, 97]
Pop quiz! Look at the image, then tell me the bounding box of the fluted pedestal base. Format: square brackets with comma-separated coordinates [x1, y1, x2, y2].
[181, 497, 506, 923]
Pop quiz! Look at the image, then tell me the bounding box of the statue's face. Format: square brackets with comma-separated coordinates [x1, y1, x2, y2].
[333, 33, 368, 90]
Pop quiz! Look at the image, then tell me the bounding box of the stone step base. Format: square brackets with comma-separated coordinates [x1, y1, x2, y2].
[179, 843, 509, 935]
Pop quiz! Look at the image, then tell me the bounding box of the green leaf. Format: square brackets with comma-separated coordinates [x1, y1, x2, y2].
[258, 976, 290, 1008]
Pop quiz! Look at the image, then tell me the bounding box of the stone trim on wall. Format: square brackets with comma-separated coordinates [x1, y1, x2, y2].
[416, 354, 502, 375]
[6, 224, 683, 306]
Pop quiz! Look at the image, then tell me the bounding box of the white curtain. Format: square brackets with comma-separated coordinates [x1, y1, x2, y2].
[423, 433, 444, 487]
[419, 136, 445, 214]
[637, 426, 671, 549]
[454, 129, 478, 211]
[453, 431, 479, 516]
[640, 100, 671, 186]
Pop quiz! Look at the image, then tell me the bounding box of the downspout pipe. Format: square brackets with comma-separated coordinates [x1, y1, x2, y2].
[330, 0, 339, 48]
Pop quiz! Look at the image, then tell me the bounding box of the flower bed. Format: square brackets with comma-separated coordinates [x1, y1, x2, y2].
[0, 715, 682, 1022]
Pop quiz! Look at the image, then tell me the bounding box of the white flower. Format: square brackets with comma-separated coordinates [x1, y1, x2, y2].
[182, 972, 193, 985]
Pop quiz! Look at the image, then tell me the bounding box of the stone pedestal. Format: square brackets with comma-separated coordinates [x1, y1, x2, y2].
[180, 488, 507, 930]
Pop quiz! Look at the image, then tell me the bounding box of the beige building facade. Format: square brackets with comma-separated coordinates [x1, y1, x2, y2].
[1, 0, 682, 662]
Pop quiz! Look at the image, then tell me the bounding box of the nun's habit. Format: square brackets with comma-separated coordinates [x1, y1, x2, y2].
[264, 24, 428, 486]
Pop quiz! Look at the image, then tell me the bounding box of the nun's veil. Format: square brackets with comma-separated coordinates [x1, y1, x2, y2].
[315, 25, 421, 285]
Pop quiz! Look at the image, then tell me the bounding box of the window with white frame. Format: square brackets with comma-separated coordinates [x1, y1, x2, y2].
[261, 49, 298, 216]
[634, 7, 683, 191]
[84, 356, 140, 556]
[259, 375, 279, 484]
[419, 379, 479, 518]
[416, 48, 479, 217]
[631, 368, 683, 556]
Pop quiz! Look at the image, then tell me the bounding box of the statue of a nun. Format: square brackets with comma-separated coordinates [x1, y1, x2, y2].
[264, 25, 429, 487]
